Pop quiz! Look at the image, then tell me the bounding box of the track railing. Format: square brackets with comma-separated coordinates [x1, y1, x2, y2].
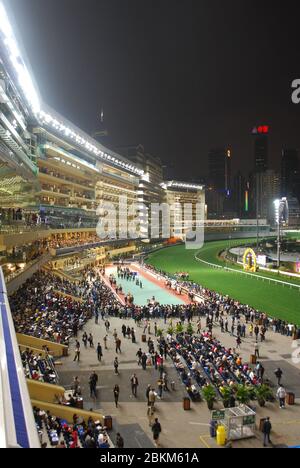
[0, 268, 40, 448]
[194, 251, 300, 291]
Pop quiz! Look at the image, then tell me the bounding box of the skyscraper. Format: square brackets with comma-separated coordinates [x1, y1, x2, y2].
[281, 148, 299, 200]
[208, 148, 231, 193]
[233, 171, 246, 218]
[256, 169, 281, 222]
[252, 126, 269, 173]
[207, 148, 232, 218]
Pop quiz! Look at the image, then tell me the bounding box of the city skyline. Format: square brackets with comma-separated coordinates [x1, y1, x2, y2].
[7, 0, 300, 181]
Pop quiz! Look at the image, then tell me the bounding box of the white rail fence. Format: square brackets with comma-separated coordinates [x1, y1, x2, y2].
[194, 252, 300, 291]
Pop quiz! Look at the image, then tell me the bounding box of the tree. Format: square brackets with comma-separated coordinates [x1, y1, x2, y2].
[254, 384, 273, 407]
[220, 386, 232, 408]
[202, 385, 217, 410]
[236, 385, 252, 406]
[176, 323, 184, 335]
[186, 322, 194, 336]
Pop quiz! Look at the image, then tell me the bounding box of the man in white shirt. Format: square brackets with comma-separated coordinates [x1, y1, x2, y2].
[276, 385, 287, 409]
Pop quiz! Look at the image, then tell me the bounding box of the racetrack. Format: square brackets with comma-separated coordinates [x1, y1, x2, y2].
[147, 240, 300, 324]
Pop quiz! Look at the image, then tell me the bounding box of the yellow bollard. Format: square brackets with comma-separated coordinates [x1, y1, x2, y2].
[216, 425, 227, 446]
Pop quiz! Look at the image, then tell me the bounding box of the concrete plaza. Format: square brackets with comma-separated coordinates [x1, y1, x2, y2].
[57, 311, 300, 449]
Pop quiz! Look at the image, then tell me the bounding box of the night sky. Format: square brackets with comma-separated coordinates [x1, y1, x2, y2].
[7, 0, 300, 180]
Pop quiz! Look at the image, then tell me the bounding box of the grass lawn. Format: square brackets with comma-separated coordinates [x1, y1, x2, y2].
[285, 231, 300, 240]
[147, 241, 300, 324]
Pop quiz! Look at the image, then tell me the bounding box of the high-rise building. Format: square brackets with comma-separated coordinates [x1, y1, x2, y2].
[207, 148, 231, 218]
[161, 181, 205, 240]
[116, 144, 164, 238]
[233, 171, 246, 218]
[252, 126, 269, 173]
[208, 148, 231, 192]
[281, 148, 299, 200]
[255, 169, 281, 223]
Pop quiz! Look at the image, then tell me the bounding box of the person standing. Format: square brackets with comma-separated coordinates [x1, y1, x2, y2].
[259, 364, 265, 382]
[116, 337, 122, 354]
[146, 384, 151, 406]
[113, 384, 120, 408]
[104, 335, 108, 350]
[88, 333, 94, 348]
[254, 342, 260, 359]
[114, 357, 119, 375]
[152, 418, 162, 448]
[136, 348, 143, 366]
[274, 368, 283, 386]
[262, 417, 272, 447]
[105, 320, 110, 333]
[72, 376, 81, 396]
[157, 378, 163, 399]
[149, 388, 156, 409]
[277, 385, 287, 409]
[96, 343, 103, 362]
[162, 372, 169, 392]
[89, 371, 98, 399]
[116, 433, 124, 448]
[82, 332, 88, 349]
[73, 341, 80, 362]
[141, 353, 147, 370]
[131, 374, 139, 398]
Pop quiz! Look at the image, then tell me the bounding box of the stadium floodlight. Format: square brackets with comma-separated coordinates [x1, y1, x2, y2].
[0, 1, 40, 113]
[161, 181, 204, 191]
[0, 2, 13, 38]
[274, 199, 280, 225]
[38, 109, 144, 176]
[274, 197, 288, 268]
[273, 199, 281, 267]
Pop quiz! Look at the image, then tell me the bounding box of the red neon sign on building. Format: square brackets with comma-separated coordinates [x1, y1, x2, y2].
[254, 125, 269, 134]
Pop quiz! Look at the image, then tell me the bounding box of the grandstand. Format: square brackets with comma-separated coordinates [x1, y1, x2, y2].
[2, 0, 300, 451]
[0, 0, 206, 448]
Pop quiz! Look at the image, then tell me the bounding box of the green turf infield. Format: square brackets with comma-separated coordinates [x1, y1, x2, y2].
[147, 240, 300, 324]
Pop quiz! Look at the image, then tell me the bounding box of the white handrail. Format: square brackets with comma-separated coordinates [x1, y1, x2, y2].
[194, 252, 300, 290]
[0, 268, 40, 448]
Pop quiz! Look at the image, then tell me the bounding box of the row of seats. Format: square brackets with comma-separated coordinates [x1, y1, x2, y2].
[33, 407, 111, 449]
[21, 349, 58, 384]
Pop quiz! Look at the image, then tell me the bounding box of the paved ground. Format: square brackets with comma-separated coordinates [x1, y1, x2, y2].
[56, 310, 300, 449]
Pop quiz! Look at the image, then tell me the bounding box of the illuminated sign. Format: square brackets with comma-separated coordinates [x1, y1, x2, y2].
[245, 190, 249, 212]
[252, 126, 269, 135]
[243, 248, 257, 272]
[0, 1, 40, 112]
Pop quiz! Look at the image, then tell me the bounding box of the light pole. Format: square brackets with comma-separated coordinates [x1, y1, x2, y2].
[274, 199, 281, 268]
[274, 198, 288, 268]
[256, 175, 259, 250]
[277, 213, 281, 268]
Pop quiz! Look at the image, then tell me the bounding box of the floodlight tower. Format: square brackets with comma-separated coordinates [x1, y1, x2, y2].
[274, 197, 288, 268]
